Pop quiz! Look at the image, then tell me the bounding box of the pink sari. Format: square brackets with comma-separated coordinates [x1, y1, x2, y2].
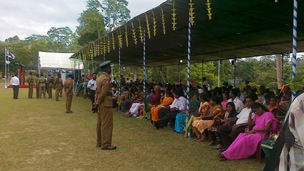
[223, 112, 277, 160]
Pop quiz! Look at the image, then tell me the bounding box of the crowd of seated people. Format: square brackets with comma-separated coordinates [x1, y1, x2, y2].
[112, 76, 297, 162]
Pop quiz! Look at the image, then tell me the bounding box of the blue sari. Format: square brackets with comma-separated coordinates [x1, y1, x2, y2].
[174, 100, 200, 133]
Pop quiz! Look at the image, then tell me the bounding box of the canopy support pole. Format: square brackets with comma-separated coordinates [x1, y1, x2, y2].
[92, 56, 94, 73]
[292, 0, 298, 99]
[118, 46, 121, 100]
[233, 58, 236, 87]
[4, 48, 7, 88]
[218, 60, 220, 87]
[186, 17, 191, 114]
[143, 30, 147, 99]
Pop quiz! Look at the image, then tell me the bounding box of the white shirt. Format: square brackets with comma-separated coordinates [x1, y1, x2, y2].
[87, 79, 97, 91]
[235, 107, 253, 125]
[10, 76, 19, 86]
[228, 96, 244, 113]
[170, 96, 187, 111]
[198, 88, 203, 94]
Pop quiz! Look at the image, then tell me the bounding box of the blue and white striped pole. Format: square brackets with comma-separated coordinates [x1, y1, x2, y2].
[143, 30, 147, 99]
[118, 45, 121, 100]
[186, 18, 191, 113]
[292, 0, 298, 100]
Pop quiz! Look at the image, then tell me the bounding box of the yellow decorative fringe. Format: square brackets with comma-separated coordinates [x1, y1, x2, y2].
[131, 22, 138, 45]
[145, 13, 151, 39]
[206, 0, 212, 20]
[189, 0, 195, 26]
[125, 25, 129, 47]
[138, 18, 143, 43]
[152, 11, 157, 36]
[117, 30, 123, 48]
[161, 8, 166, 34]
[172, 0, 177, 31]
[111, 33, 115, 51]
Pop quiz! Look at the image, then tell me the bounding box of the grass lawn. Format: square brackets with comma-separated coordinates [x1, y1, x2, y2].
[0, 87, 265, 171]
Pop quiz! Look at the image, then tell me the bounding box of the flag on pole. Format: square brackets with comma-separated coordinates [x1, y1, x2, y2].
[5, 49, 16, 60]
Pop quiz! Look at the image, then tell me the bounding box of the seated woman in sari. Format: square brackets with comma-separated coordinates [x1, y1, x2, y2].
[124, 89, 144, 117]
[190, 94, 210, 121]
[174, 93, 200, 133]
[150, 89, 174, 123]
[192, 96, 223, 142]
[154, 87, 187, 129]
[219, 102, 277, 161]
[210, 102, 238, 147]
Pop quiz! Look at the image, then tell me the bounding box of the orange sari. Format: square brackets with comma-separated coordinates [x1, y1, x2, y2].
[151, 97, 174, 122]
[192, 104, 222, 133]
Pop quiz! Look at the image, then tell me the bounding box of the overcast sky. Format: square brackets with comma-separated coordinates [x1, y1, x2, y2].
[0, 0, 165, 41]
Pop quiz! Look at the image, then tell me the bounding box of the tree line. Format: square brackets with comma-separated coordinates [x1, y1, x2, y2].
[0, 0, 303, 92]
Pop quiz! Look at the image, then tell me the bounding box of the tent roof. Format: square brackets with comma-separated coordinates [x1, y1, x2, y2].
[39, 52, 84, 70]
[72, 0, 304, 66]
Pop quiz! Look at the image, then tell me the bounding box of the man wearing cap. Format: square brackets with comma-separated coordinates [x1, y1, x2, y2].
[38, 74, 47, 99]
[64, 73, 74, 113]
[96, 61, 116, 150]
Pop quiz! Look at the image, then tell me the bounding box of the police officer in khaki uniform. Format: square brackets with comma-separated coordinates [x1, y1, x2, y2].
[64, 73, 74, 113]
[59, 76, 63, 97]
[27, 72, 34, 98]
[54, 73, 61, 101]
[47, 74, 54, 98]
[96, 61, 116, 150]
[35, 73, 39, 98]
[38, 74, 46, 99]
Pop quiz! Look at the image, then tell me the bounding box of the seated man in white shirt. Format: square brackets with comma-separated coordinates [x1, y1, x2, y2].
[218, 96, 254, 150]
[228, 88, 244, 113]
[155, 87, 186, 129]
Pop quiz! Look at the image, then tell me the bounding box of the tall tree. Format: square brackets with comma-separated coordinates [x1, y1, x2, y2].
[5, 35, 20, 43]
[76, 9, 106, 46]
[47, 27, 76, 47]
[102, 0, 131, 32]
[85, 0, 131, 32]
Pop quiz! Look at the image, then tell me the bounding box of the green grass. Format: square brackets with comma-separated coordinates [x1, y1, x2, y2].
[0, 87, 264, 171]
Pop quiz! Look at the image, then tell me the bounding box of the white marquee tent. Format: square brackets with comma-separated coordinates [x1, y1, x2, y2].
[38, 51, 84, 70]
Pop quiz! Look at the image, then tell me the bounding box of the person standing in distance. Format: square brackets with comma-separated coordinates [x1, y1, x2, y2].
[87, 73, 97, 113]
[38, 74, 47, 99]
[64, 73, 74, 113]
[47, 74, 54, 98]
[10, 73, 19, 99]
[96, 61, 116, 150]
[54, 73, 62, 101]
[27, 72, 34, 98]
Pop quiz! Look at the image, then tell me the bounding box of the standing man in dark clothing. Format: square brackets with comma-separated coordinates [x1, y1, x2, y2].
[27, 72, 34, 98]
[96, 61, 116, 150]
[38, 74, 46, 99]
[54, 73, 62, 101]
[64, 74, 74, 113]
[35, 73, 39, 98]
[47, 74, 54, 98]
[10, 73, 19, 99]
[87, 73, 97, 113]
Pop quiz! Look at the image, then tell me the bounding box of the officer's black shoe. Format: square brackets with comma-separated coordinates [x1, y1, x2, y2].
[101, 146, 117, 150]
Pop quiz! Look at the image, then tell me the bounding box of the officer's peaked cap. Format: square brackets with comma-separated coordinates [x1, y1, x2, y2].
[99, 61, 111, 69]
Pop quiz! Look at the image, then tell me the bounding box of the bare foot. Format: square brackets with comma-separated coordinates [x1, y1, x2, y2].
[196, 138, 205, 142]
